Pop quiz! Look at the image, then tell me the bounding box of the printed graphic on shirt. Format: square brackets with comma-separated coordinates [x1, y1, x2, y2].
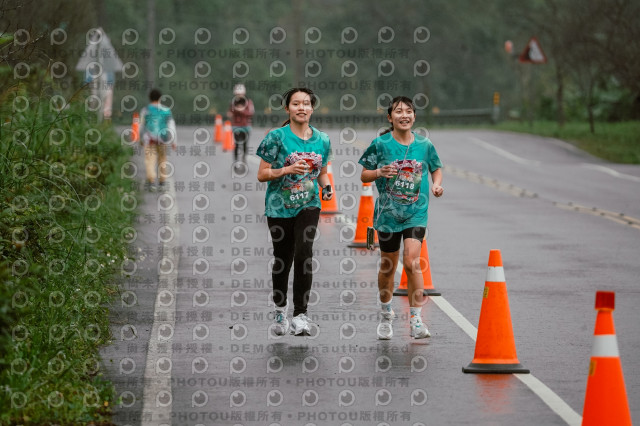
[387, 159, 422, 205]
[282, 151, 323, 208]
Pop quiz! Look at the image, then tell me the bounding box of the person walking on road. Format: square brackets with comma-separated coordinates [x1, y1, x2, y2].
[256, 88, 333, 336]
[358, 96, 443, 340]
[139, 88, 177, 192]
[227, 83, 255, 165]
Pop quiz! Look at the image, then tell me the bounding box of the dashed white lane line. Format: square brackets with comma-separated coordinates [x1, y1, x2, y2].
[427, 295, 478, 340]
[246, 152, 582, 425]
[581, 163, 640, 183]
[469, 136, 541, 166]
[141, 180, 180, 426]
[514, 374, 582, 426]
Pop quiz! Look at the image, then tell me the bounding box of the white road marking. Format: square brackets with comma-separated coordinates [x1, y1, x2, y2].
[581, 163, 640, 183]
[514, 374, 582, 426]
[470, 136, 541, 166]
[428, 295, 477, 340]
[141, 179, 180, 426]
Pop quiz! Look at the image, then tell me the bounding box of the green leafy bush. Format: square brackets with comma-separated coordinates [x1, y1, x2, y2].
[0, 85, 134, 424]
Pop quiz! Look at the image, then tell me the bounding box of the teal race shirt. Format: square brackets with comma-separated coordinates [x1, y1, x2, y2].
[141, 104, 174, 143]
[257, 125, 332, 218]
[358, 132, 442, 232]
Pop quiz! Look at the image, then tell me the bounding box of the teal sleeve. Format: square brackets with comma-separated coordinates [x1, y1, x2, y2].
[323, 137, 332, 167]
[427, 143, 443, 172]
[257, 132, 280, 163]
[358, 141, 379, 170]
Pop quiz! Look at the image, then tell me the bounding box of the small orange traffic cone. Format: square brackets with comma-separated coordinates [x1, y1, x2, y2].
[394, 239, 441, 296]
[214, 114, 223, 143]
[222, 120, 234, 152]
[320, 162, 340, 215]
[131, 112, 140, 142]
[462, 249, 529, 374]
[582, 291, 632, 426]
[348, 182, 377, 248]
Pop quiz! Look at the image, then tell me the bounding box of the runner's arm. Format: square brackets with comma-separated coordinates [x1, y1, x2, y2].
[258, 159, 308, 182]
[317, 166, 330, 188]
[361, 165, 397, 183]
[431, 168, 443, 197]
[360, 167, 377, 183]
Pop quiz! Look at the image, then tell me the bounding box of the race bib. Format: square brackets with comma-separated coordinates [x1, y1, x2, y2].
[387, 159, 422, 205]
[283, 179, 315, 208]
[281, 151, 323, 209]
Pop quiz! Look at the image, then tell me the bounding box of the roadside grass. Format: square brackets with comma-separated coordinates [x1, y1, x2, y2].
[492, 120, 640, 164]
[0, 87, 134, 424]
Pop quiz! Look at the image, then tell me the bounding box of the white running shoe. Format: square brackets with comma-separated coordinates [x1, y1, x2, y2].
[377, 310, 394, 340]
[290, 314, 311, 336]
[272, 307, 289, 336]
[410, 317, 431, 339]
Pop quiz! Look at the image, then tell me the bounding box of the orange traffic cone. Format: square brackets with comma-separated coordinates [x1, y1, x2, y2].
[131, 112, 140, 142]
[394, 239, 441, 296]
[582, 291, 632, 426]
[222, 120, 234, 152]
[320, 162, 340, 215]
[462, 249, 529, 374]
[348, 182, 377, 248]
[214, 114, 223, 143]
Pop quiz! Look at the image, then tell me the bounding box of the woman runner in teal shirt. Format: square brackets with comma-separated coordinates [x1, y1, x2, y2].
[358, 96, 443, 340]
[257, 88, 333, 336]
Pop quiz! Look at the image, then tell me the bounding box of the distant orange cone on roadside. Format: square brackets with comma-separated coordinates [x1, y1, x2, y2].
[214, 114, 223, 143]
[348, 182, 377, 248]
[582, 291, 632, 426]
[320, 162, 340, 215]
[394, 239, 441, 296]
[131, 112, 140, 142]
[222, 120, 234, 152]
[462, 249, 529, 374]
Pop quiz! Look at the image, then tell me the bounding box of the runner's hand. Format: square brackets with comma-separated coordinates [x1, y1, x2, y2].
[290, 160, 309, 175]
[378, 165, 397, 178]
[322, 184, 333, 201]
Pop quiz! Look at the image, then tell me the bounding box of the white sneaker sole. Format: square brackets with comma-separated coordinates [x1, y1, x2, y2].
[377, 325, 393, 340]
[290, 325, 310, 336]
[410, 328, 431, 339]
[273, 322, 289, 336]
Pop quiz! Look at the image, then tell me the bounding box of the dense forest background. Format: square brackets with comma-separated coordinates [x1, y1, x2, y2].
[2, 0, 639, 127]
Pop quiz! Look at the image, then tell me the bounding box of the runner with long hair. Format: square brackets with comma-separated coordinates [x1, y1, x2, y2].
[257, 88, 333, 336]
[358, 96, 443, 339]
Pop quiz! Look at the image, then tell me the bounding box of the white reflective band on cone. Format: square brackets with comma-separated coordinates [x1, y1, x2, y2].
[327, 163, 333, 173]
[485, 266, 505, 282]
[362, 185, 373, 196]
[591, 334, 620, 357]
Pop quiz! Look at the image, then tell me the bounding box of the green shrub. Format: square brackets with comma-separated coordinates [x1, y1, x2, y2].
[0, 85, 134, 424]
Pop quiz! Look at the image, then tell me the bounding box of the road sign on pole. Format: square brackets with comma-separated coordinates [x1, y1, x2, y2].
[518, 37, 547, 64]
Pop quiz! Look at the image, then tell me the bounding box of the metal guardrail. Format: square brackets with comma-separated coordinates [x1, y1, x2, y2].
[249, 108, 498, 129]
[165, 107, 499, 128]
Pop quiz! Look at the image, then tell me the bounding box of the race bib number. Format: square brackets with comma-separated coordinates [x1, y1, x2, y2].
[283, 179, 315, 208]
[281, 151, 323, 209]
[388, 159, 422, 205]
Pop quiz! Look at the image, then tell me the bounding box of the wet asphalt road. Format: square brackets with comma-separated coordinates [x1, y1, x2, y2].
[101, 126, 640, 425]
